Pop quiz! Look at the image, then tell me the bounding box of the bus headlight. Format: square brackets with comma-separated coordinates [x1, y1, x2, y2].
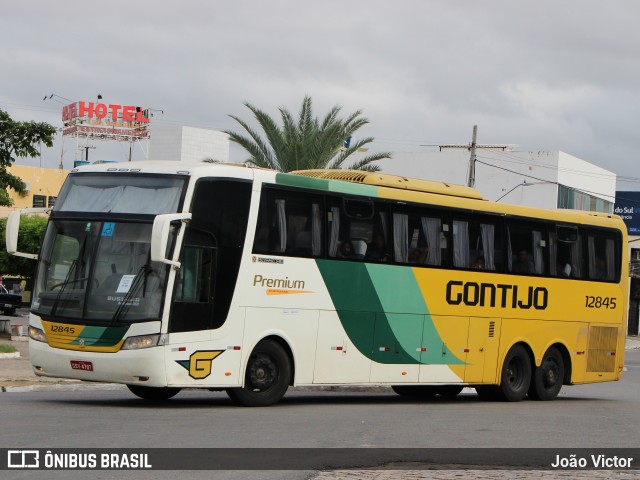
[122, 334, 161, 350]
[29, 325, 48, 343]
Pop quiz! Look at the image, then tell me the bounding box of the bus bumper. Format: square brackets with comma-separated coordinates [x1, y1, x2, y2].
[29, 338, 168, 387]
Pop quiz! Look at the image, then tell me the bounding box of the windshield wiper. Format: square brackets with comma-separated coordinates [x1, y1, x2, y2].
[110, 264, 152, 325]
[50, 259, 78, 317]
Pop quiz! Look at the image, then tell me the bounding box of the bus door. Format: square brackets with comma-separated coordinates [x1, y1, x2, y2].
[164, 179, 252, 387]
[170, 228, 217, 333]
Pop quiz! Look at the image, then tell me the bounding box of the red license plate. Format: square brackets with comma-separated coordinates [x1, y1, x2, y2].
[70, 360, 93, 371]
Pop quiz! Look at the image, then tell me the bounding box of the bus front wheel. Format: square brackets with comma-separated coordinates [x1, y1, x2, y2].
[528, 346, 564, 401]
[497, 344, 531, 402]
[127, 385, 181, 401]
[226, 339, 291, 407]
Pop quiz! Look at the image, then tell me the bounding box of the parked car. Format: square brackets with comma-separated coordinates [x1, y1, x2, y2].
[0, 284, 22, 315]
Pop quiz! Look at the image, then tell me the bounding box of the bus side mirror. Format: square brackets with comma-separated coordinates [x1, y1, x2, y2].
[6, 208, 51, 259]
[151, 213, 191, 267]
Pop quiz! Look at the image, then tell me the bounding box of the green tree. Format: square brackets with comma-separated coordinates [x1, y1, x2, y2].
[225, 96, 391, 172]
[0, 215, 47, 281]
[0, 109, 57, 206]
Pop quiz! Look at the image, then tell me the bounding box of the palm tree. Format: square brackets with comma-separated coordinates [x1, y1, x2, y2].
[224, 96, 391, 172]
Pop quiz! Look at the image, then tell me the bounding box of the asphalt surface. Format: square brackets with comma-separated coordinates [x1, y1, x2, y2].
[2, 308, 639, 479]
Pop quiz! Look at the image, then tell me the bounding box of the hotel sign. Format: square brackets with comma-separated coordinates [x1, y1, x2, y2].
[61, 101, 150, 140]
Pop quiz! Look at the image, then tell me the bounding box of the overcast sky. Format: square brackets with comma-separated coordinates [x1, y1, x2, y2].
[2, 1, 640, 188]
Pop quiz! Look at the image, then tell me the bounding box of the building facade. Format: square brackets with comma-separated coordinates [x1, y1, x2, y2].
[0, 165, 69, 217]
[149, 125, 230, 163]
[614, 191, 640, 336]
[373, 147, 615, 213]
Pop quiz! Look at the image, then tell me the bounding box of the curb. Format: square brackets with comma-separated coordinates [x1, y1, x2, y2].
[0, 352, 20, 359]
[1, 383, 126, 393]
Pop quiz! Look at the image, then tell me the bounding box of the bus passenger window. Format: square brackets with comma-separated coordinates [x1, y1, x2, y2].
[254, 188, 323, 257]
[587, 232, 617, 281]
[507, 223, 546, 275]
[552, 226, 582, 279]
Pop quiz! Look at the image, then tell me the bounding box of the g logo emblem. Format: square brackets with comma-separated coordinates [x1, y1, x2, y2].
[176, 350, 224, 379]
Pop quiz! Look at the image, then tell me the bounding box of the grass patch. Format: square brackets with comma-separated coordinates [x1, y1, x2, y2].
[0, 344, 18, 353]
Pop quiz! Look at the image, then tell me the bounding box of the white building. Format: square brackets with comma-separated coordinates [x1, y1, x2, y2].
[374, 147, 615, 213]
[149, 125, 230, 163]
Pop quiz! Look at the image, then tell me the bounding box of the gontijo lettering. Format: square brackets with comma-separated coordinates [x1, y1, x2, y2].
[446, 280, 548, 310]
[253, 275, 305, 289]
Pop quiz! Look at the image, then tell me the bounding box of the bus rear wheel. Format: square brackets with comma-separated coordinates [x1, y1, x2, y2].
[127, 385, 181, 401]
[226, 339, 291, 407]
[497, 344, 531, 402]
[528, 346, 564, 401]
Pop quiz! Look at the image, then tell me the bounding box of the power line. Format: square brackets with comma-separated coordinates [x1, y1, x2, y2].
[475, 159, 618, 201]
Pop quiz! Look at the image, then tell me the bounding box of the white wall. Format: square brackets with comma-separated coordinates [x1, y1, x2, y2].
[150, 125, 230, 163]
[373, 149, 615, 211]
[374, 150, 561, 209]
[557, 151, 615, 203]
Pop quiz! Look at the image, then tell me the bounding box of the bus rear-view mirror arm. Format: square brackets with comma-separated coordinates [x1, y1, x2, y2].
[6, 207, 51, 259]
[151, 213, 192, 268]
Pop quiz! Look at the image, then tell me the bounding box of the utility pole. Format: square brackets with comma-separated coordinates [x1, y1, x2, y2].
[467, 125, 478, 188]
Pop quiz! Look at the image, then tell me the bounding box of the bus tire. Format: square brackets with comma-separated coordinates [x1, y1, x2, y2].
[528, 346, 564, 401]
[226, 339, 291, 407]
[127, 385, 181, 401]
[437, 385, 464, 398]
[391, 385, 438, 399]
[497, 344, 531, 402]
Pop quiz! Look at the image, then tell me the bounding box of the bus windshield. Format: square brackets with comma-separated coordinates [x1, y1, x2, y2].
[54, 173, 184, 214]
[32, 220, 170, 323]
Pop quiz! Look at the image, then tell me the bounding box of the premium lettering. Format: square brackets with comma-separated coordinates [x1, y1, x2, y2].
[253, 275, 305, 289]
[446, 280, 548, 310]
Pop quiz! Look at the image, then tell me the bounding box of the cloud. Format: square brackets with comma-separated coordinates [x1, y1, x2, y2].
[2, 0, 640, 186]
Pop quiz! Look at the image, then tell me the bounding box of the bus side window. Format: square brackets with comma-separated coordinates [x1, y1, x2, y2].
[451, 216, 502, 272]
[587, 231, 617, 281]
[507, 222, 547, 276]
[253, 188, 323, 257]
[552, 225, 583, 279]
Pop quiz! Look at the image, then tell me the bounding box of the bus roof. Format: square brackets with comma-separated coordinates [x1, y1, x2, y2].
[68, 161, 624, 231]
[291, 169, 484, 200]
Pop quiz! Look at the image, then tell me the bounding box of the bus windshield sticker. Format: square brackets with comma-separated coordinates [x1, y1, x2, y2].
[101, 222, 115, 237]
[116, 275, 136, 294]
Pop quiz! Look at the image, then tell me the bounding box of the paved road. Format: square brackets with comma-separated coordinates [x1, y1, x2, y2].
[2, 307, 639, 479]
[1, 350, 639, 479]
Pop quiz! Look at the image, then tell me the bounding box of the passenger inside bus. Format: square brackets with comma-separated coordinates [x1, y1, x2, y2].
[409, 245, 429, 264]
[512, 249, 534, 274]
[337, 240, 358, 259]
[472, 256, 485, 269]
[365, 234, 391, 262]
[557, 261, 572, 277]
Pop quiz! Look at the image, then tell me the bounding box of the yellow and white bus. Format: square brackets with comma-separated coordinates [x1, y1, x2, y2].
[6, 162, 628, 406]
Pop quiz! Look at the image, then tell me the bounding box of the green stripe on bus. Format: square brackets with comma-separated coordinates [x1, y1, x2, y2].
[70, 325, 129, 346]
[365, 264, 464, 364]
[316, 260, 463, 365]
[276, 173, 379, 197]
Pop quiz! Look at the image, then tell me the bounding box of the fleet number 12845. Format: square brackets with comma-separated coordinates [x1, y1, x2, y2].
[585, 296, 617, 309]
